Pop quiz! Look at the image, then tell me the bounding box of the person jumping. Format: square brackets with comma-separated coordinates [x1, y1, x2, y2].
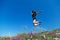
[32, 10, 40, 26]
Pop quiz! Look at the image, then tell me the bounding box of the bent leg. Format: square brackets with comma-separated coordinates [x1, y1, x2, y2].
[33, 20, 41, 26]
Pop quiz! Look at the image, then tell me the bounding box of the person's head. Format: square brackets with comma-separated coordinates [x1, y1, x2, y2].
[32, 10, 36, 13]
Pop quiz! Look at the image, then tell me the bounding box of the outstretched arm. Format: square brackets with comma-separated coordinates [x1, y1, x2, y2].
[36, 10, 44, 14]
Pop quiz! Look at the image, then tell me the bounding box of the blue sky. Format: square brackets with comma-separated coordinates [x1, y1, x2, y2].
[0, 0, 60, 36]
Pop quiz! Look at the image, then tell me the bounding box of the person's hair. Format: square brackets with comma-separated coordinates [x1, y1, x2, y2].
[32, 10, 36, 13]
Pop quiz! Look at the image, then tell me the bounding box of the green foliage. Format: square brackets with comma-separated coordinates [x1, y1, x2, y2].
[0, 29, 60, 40]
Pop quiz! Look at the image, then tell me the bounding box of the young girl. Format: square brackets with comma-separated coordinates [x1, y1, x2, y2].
[32, 10, 40, 26]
